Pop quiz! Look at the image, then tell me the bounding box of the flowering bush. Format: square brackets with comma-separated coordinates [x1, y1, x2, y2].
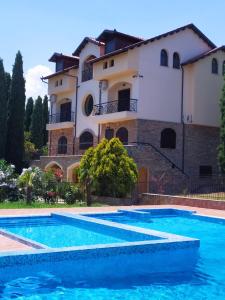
[0, 160, 18, 201]
[54, 168, 63, 181]
[41, 170, 58, 203]
[17, 167, 43, 203]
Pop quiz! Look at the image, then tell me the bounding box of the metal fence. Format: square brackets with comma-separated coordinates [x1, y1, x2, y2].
[137, 175, 225, 200]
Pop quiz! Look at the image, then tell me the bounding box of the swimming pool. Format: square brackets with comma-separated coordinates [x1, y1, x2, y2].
[0, 214, 158, 248]
[0, 209, 221, 299]
[82, 209, 225, 299]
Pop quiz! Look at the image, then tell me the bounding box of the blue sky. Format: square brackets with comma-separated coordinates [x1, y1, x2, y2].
[0, 0, 224, 97]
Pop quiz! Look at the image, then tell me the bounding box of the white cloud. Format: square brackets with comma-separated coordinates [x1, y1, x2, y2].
[25, 65, 52, 99]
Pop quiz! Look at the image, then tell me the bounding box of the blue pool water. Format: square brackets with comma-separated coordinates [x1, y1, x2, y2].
[0, 211, 224, 299]
[0, 215, 155, 248]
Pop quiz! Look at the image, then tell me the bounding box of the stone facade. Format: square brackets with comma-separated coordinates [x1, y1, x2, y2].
[35, 118, 220, 190]
[136, 119, 183, 169]
[48, 128, 98, 156]
[32, 155, 81, 181]
[100, 120, 138, 144]
[184, 124, 220, 176]
[49, 128, 74, 156]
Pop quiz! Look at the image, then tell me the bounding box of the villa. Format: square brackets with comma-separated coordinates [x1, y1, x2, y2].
[34, 23, 225, 193]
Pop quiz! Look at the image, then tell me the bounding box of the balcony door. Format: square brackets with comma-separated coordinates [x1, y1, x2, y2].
[60, 102, 71, 122]
[118, 89, 130, 112]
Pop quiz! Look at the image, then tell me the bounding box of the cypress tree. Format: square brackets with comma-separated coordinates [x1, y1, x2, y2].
[6, 51, 25, 171]
[218, 76, 225, 173]
[30, 96, 43, 148]
[5, 72, 11, 104]
[42, 95, 49, 146]
[0, 59, 7, 158]
[24, 97, 34, 131]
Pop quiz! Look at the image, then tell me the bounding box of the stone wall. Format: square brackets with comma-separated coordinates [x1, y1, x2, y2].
[133, 119, 219, 177]
[49, 128, 74, 156]
[184, 124, 220, 176]
[141, 193, 225, 210]
[136, 119, 183, 169]
[32, 155, 81, 180]
[37, 118, 219, 187]
[100, 120, 137, 144]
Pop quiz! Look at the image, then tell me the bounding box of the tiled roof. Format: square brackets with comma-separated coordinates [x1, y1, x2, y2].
[97, 29, 144, 43]
[49, 52, 79, 62]
[72, 37, 105, 56]
[182, 46, 225, 66]
[41, 65, 78, 80]
[91, 23, 216, 64]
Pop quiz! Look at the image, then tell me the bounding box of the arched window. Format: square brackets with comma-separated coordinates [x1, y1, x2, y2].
[84, 95, 94, 116]
[105, 128, 114, 140]
[173, 52, 180, 69]
[212, 58, 218, 74]
[160, 128, 176, 149]
[223, 61, 225, 76]
[160, 49, 168, 67]
[79, 131, 93, 150]
[116, 127, 128, 145]
[58, 136, 67, 154]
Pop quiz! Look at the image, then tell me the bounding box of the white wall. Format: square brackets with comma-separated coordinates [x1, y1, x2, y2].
[76, 42, 101, 137]
[136, 28, 211, 123]
[184, 50, 225, 127]
[49, 68, 77, 116]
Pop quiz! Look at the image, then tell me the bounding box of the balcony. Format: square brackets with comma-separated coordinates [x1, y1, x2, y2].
[46, 112, 75, 130]
[92, 99, 138, 124]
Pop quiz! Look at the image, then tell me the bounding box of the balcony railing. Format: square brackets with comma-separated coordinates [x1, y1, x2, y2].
[82, 68, 93, 82]
[92, 99, 138, 115]
[49, 112, 75, 124]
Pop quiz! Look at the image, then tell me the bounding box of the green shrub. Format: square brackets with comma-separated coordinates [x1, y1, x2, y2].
[57, 181, 72, 199]
[64, 184, 83, 205]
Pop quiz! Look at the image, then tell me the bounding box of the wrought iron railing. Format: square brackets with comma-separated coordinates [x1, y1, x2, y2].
[93, 99, 138, 115]
[82, 69, 93, 82]
[49, 112, 75, 124]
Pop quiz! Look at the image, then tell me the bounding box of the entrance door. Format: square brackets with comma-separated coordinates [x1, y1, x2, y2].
[118, 89, 130, 112]
[138, 167, 148, 194]
[60, 102, 71, 122]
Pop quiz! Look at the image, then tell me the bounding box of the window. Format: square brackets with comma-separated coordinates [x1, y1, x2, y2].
[60, 79, 63, 85]
[173, 52, 180, 69]
[110, 59, 114, 67]
[160, 49, 168, 67]
[79, 131, 93, 150]
[55, 80, 58, 87]
[116, 127, 128, 145]
[199, 166, 212, 178]
[223, 61, 225, 76]
[84, 95, 94, 116]
[160, 128, 176, 149]
[105, 128, 114, 140]
[103, 61, 108, 69]
[58, 136, 67, 154]
[82, 55, 96, 82]
[212, 58, 218, 74]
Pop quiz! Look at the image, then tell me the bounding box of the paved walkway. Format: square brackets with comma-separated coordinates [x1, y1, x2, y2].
[0, 205, 224, 253]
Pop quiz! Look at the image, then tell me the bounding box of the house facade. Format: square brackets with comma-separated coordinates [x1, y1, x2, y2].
[34, 24, 225, 193]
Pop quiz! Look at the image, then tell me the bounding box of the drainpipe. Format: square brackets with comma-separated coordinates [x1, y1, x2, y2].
[181, 66, 185, 172]
[74, 76, 79, 154]
[98, 81, 102, 143]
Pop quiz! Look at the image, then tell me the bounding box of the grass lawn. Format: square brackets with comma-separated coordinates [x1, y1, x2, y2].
[0, 201, 106, 209]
